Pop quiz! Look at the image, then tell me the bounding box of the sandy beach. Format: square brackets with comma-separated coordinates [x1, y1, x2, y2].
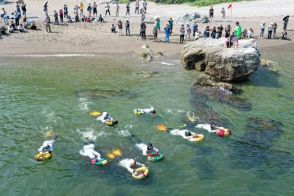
[0, 0, 293, 57]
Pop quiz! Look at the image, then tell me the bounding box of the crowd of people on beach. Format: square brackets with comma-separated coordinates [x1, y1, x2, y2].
[0, 1, 291, 46]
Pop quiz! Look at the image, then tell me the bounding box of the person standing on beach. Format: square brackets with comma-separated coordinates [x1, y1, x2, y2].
[118, 20, 123, 36]
[80, 2, 84, 17]
[135, 0, 140, 14]
[185, 24, 191, 41]
[126, 3, 130, 16]
[272, 22, 277, 38]
[125, 20, 130, 36]
[115, 2, 119, 17]
[74, 5, 79, 22]
[221, 7, 225, 19]
[268, 23, 273, 39]
[283, 15, 289, 31]
[44, 14, 51, 33]
[93, 3, 97, 17]
[54, 10, 59, 25]
[87, 3, 92, 17]
[140, 21, 146, 40]
[43, 1, 48, 15]
[143, 0, 147, 13]
[164, 24, 171, 42]
[192, 21, 198, 37]
[153, 25, 158, 41]
[259, 22, 265, 39]
[209, 6, 214, 20]
[105, 3, 111, 16]
[15, 10, 21, 26]
[168, 18, 174, 34]
[180, 24, 185, 44]
[156, 18, 161, 31]
[21, 3, 26, 17]
[59, 9, 64, 23]
[64, 4, 68, 19]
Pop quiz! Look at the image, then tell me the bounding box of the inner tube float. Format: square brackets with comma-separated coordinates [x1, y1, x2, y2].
[95, 159, 108, 166]
[132, 167, 149, 180]
[35, 152, 52, 162]
[105, 120, 118, 126]
[147, 153, 165, 162]
[133, 109, 144, 116]
[190, 134, 204, 142]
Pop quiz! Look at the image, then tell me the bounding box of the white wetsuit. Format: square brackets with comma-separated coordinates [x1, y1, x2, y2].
[119, 158, 143, 173]
[38, 140, 54, 152]
[136, 107, 155, 115]
[96, 112, 113, 124]
[79, 143, 101, 160]
[136, 143, 159, 156]
[196, 123, 223, 133]
[170, 129, 197, 142]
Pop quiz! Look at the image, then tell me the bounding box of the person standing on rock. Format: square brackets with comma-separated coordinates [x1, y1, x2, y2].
[21, 3, 27, 17]
[221, 7, 225, 19]
[156, 18, 161, 31]
[87, 3, 92, 17]
[64, 4, 68, 19]
[225, 25, 230, 38]
[143, 0, 147, 13]
[180, 24, 185, 44]
[234, 22, 242, 39]
[209, 6, 214, 20]
[259, 22, 265, 39]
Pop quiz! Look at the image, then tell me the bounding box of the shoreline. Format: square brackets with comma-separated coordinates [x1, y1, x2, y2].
[0, 0, 293, 58]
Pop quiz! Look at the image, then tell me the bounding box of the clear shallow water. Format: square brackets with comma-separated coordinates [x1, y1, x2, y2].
[0, 48, 293, 195]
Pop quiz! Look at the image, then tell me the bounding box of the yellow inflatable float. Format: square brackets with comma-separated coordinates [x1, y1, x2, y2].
[132, 167, 149, 180]
[190, 134, 204, 142]
[107, 149, 122, 159]
[35, 152, 52, 162]
[89, 111, 101, 117]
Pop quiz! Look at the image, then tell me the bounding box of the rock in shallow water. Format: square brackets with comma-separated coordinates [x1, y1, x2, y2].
[182, 38, 261, 82]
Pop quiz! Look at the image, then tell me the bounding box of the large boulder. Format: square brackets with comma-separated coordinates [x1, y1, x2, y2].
[182, 38, 260, 82]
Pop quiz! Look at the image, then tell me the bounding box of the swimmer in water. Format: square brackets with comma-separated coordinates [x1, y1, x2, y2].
[79, 143, 102, 165]
[119, 158, 145, 174]
[134, 107, 156, 115]
[196, 122, 231, 137]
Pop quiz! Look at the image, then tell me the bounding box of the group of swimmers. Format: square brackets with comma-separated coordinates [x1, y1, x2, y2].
[36, 106, 231, 179]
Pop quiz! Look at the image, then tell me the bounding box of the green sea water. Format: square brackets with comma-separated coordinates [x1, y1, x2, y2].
[0, 44, 293, 196]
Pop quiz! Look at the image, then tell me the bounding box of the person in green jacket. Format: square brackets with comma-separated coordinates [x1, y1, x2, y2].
[234, 21, 242, 39]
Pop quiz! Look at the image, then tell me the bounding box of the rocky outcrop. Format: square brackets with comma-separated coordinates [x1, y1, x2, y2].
[176, 12, 201, 23]
[261, 59, 280, 73]
[182, 38, 261, 82]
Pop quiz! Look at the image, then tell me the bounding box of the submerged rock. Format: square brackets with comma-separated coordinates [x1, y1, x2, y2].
[75, 89, 137, 100]
[182, 38, 261, 82]
[260, 59, 280, 73]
